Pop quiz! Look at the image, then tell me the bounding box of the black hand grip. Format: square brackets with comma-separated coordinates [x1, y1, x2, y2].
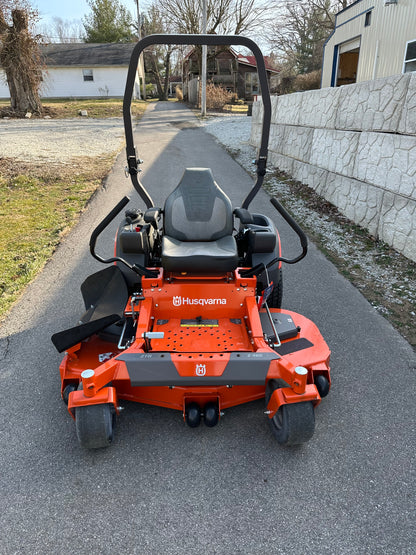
[90, 196, 130, 260]
[270, 197, 307, 264]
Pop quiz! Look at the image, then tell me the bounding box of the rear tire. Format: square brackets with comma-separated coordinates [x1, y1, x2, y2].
[257, 268, 283, 309]
[75, 403, 115, 449]
[265, 379, 315, 445]
[268, 268, 283, 308]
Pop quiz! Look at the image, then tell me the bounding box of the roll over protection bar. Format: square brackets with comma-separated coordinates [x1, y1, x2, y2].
[123, 34, 272, 210]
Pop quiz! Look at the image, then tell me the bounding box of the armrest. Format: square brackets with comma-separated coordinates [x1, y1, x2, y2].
[144, 207, 162, 227]
[234, 207, 254, 224]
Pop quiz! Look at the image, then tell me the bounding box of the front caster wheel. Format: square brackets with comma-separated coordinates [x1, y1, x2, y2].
[204, 402, 219, 427]
[266, 380, 315, 445]
[314, 374, 330, 398]
[185, 403, 201, 428]
[75, 403, 116, 449]
[62, 383, 78, 405]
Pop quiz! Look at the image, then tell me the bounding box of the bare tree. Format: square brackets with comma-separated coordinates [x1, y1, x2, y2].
[303, 0, 353, 25]
[141, 0, 274, 101]
[269, 0, 355, 80]
[157, 0, 271, 36]
[141, 3, 175, 101]
[0, 3, 43, 115]
[41, 17, 85, 43]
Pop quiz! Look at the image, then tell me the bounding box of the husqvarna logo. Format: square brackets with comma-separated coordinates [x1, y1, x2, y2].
[195, 364, 206, 376]
[172, 296, 226, 306]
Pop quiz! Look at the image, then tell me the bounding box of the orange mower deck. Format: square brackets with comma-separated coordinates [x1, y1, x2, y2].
[62, 270, 330, 421]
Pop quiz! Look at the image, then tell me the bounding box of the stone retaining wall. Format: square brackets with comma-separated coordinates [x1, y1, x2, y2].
[250, 73, 416, 262]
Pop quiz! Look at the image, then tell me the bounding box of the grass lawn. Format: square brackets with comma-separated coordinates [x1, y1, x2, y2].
[223, 104, 249, 113]
[42, 98, 147, 118]
[0, 98, 148, 318]
[0, 98, 147, 119]
[0, 158, 116, 316]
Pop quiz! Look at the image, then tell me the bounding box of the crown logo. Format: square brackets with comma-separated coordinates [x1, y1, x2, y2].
[195, 364, 206, 376]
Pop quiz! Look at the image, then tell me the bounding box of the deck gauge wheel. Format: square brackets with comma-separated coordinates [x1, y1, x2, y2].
[265, 379, 315, 445]
[75, 403, 116, 449]
[204, 402, 220, 427]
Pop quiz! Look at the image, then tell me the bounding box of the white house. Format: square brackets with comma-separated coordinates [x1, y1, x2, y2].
[322, 0, 416, 88]
[0, 42, 144, 99]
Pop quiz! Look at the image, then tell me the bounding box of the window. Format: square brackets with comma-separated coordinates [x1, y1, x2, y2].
[335, 38, 361, 87]
[403, 40, 416, 73]
[207, 56, 216, 72]
[364, 11, 372, 27]
[217, 59, 232, 75]
[245, 72, 259, 97]
[82, 69, 94, 82]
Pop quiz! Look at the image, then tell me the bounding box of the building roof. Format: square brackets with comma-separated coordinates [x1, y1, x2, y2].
[237, 54, 278, 73]
[184, 45, 278, 73]
[41, 43, 135, 67]
[336, 0, 362, 16]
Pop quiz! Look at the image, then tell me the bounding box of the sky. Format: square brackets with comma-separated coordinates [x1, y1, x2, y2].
[33, 0, 142, 26]
[31, 0, 268, 51]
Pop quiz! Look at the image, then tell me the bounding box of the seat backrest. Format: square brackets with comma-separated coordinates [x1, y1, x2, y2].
[164, 168, 233, 241]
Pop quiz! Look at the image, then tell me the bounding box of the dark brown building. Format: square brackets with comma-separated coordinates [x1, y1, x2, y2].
[183, 46, 278, 102]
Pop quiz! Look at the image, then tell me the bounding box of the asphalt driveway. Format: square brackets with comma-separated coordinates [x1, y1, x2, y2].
[0, 102, 414, 554]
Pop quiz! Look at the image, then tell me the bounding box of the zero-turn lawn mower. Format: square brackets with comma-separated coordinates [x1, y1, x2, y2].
[52, 34, 331, 449]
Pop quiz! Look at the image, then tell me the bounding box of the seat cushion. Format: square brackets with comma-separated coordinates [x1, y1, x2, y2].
[164, 168, 233, 241]
[161, 235, 238, 273]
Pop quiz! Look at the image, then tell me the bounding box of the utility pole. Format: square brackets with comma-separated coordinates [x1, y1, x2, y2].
[135, 0, 146, 100]
[201, 0, 207, 116]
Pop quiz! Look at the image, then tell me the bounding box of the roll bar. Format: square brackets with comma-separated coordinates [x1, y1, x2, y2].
[123, 34, 271, 209]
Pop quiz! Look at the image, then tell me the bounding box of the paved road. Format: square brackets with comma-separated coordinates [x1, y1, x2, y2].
[0, 103, 415, 554]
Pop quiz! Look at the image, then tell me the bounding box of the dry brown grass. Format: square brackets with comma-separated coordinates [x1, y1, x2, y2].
[175, 86, 183, 101]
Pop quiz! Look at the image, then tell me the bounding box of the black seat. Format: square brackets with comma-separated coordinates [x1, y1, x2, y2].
[161, 168, 238, 273]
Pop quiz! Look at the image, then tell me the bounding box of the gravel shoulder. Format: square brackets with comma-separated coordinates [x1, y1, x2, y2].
[0, 117, 125, 162]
